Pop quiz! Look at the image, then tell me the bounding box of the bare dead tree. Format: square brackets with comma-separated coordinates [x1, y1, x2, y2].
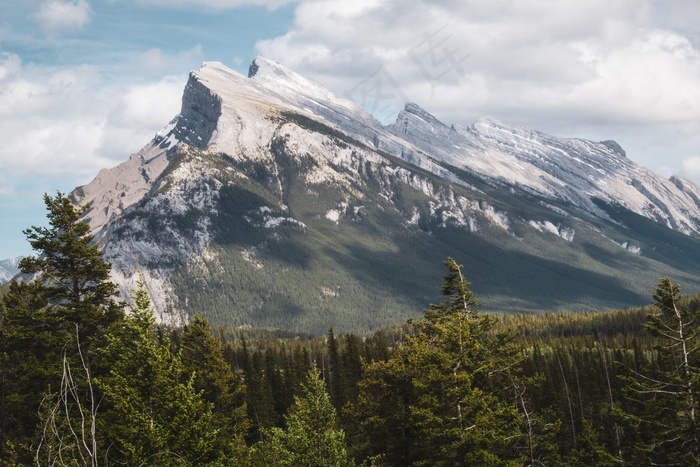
[599, 339, 624, 466]
[35, 325, 98, 466]
[556, 352, 577, 452]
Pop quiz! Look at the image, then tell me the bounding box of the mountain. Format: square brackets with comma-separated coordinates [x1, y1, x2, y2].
[72, 57, 700, 333]
[0, 256, 24, 284]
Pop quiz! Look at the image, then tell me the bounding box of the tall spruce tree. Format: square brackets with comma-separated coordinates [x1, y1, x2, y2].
[180, 314, 249, 458]
[327, 327, 344, 410]
[353, 258, 523, 465]
[340, 333, 363, 413]
[97, 278, 228, 466]
[250, 367, 354, 466]
[19, 192, 123, 346]
[0, 281, 53, 465]
[624, 278, 700, 464]
[0, 192, 124, 464]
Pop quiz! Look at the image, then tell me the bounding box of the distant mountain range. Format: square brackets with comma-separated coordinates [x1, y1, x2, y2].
[0, 257, 23, 284]
[68, 57, 700, 333]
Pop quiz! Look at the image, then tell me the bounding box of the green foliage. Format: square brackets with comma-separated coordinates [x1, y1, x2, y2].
[353, 259, 523, 465]
[19, 192, 124, 344]
[621, 278, 700, 464]
[97, 278, 234, 466]
[1, 193, 124, 464]
[9, 191, 700, 466]
[250, 367, 354, 467]
[421, 257, 480, 327]
[180, 314, 249, 458]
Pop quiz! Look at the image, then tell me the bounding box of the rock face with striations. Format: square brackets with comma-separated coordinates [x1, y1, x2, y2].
[73, 57, 700, 332]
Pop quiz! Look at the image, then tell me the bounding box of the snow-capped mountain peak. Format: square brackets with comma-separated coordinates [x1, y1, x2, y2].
[68, 57, 700, 330]
[247, 56, 364, 114]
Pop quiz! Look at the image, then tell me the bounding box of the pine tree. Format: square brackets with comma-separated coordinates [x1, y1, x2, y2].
[1, 192, 124, 464]
[250, 368, 354, 466]
[624, 278, 700, 464]
[19, 192, 123, 347]
[97, 278, 227, 465]
[340, 333, 363, 411]
[353, 258, 523, 465]
[0, 281, 53, 462]
[246, 349, 279, 441]
[180, 314, 249, 458]
[327, 327, 344, 409]
[350, 348, 420, 465]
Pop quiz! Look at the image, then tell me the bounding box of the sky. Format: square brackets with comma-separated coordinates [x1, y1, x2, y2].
[2, 0, 700, 259]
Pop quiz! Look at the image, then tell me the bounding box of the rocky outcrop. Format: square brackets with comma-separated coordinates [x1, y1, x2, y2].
[172, 73, 222, 150]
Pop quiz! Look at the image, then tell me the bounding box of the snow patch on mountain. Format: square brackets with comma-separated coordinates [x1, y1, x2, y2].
[248, 57, 363, 116]
[529, 220, 575, 241]
[325, 209, 341, 224]
[463, 117, 700, 236]
[481, 204, 511, 232]
[324, 202, 364, 225]
[241, 246, 264, 270]
[407, 207, 421, 227]
[246, 206, 307, 230]
[611, 240, 642, 254]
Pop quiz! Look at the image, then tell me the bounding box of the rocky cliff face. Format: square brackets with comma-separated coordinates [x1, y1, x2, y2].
[72, 58, 700, 332]
[389, 103, 700, 237]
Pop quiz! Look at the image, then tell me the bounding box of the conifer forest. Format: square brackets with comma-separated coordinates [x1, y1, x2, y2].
[3, 193, 700, 466]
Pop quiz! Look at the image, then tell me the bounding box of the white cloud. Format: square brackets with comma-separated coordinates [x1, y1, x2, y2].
[99, 76, 185, 161]
[35, 0, 93, 38]
[682, 157, 700, 180]
[136, 44, 203, 77]
[0, 185, 16, 198]
[654, 0, 700, 35]
[111, 79, 183, 128]
[560, 30, 700, 125]
[256, 0, 700, 125]
[0, 53, 184, 188]
[138, 49, 171, 76]
[116, 0, 293, 10]
[0, 53, 21, 82]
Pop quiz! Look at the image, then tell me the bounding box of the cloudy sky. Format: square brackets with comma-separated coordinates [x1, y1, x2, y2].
[2, 0, 700, 259]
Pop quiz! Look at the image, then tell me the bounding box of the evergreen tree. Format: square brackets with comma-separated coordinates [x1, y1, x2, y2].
[0, 192, 124, 464]
[98, 278, 228, 465]
[265, 348, 287, 418]
[624, 278, 700, 464]
[19, 192, 123, 347]
[340, 333, 363, 412]
[353, 258, 523, 465]
[350, 347, 420, 465]
[0, 281, 53, 462]
[180, 314, 249, 457]
[250, 368, 354, 466]
[327, 327, 344, 409]
[246, 349, 279, 441]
